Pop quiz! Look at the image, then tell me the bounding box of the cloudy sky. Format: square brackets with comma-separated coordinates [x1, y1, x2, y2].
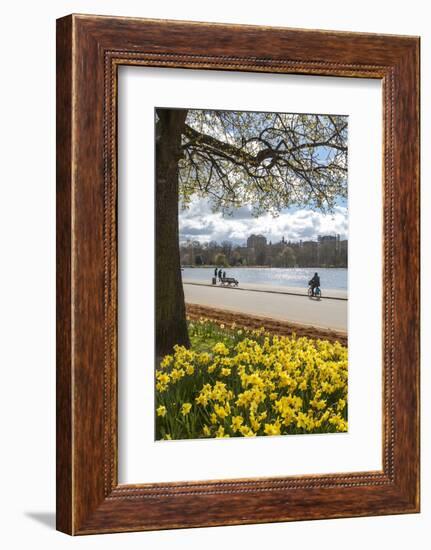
[179, 197, 348, 245]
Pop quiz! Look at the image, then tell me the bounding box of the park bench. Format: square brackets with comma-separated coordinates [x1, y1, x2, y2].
[220, 277, 239, 287]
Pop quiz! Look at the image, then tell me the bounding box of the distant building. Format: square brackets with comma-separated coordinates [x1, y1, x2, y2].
[318, 234, 341, 251]
[318, 234, 338, 243]
[247, 234, 267, 249]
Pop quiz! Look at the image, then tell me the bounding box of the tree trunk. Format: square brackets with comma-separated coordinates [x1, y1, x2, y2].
[155, 109, 190, 358]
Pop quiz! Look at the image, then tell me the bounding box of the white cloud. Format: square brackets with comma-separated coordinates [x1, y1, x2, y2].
[179, 198, 347, 245]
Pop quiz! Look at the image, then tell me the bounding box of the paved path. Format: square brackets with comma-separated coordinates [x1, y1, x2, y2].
[183, 279, 347, 300]
[183, 282, 347, 332]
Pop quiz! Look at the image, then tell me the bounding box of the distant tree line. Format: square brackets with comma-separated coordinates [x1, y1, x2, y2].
[180, 234, 347, 268]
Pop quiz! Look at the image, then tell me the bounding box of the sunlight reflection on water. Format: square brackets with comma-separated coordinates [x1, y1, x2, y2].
[182, 267, 347, 290]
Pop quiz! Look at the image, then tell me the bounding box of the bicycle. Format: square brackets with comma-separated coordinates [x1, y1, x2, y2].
[308, 286, 322, 300]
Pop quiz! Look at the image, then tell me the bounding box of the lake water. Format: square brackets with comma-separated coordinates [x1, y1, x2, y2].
[182, 267, 348, 291]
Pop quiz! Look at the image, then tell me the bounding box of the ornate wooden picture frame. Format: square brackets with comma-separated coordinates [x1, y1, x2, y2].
[56, 14, 420, 535]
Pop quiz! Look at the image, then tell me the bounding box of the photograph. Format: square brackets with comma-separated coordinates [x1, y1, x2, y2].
[155, 107, 349, 440]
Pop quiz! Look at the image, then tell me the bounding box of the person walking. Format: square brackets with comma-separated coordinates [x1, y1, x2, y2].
[218, 268, 223, 281]
[214, 266, 218, 278]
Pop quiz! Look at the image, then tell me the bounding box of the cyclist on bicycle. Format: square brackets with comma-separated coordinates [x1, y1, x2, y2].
[308, 272, 320, 297]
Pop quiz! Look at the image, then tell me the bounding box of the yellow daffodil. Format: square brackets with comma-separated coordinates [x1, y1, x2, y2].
[264, 421, 281, 435]
[181, 403, 192, 416]
[156, 405, 167, 417]
[231, 415, 244, 432]
[202, 425, 211, 436]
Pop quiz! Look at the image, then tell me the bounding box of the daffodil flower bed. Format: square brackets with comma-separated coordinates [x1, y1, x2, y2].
[155, 319, 348, 440]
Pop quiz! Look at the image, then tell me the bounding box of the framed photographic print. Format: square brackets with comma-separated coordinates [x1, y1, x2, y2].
[56, 14, 420, 534]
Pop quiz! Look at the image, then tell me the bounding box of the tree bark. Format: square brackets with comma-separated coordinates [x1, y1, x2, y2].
[155, 109, 190, 357]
